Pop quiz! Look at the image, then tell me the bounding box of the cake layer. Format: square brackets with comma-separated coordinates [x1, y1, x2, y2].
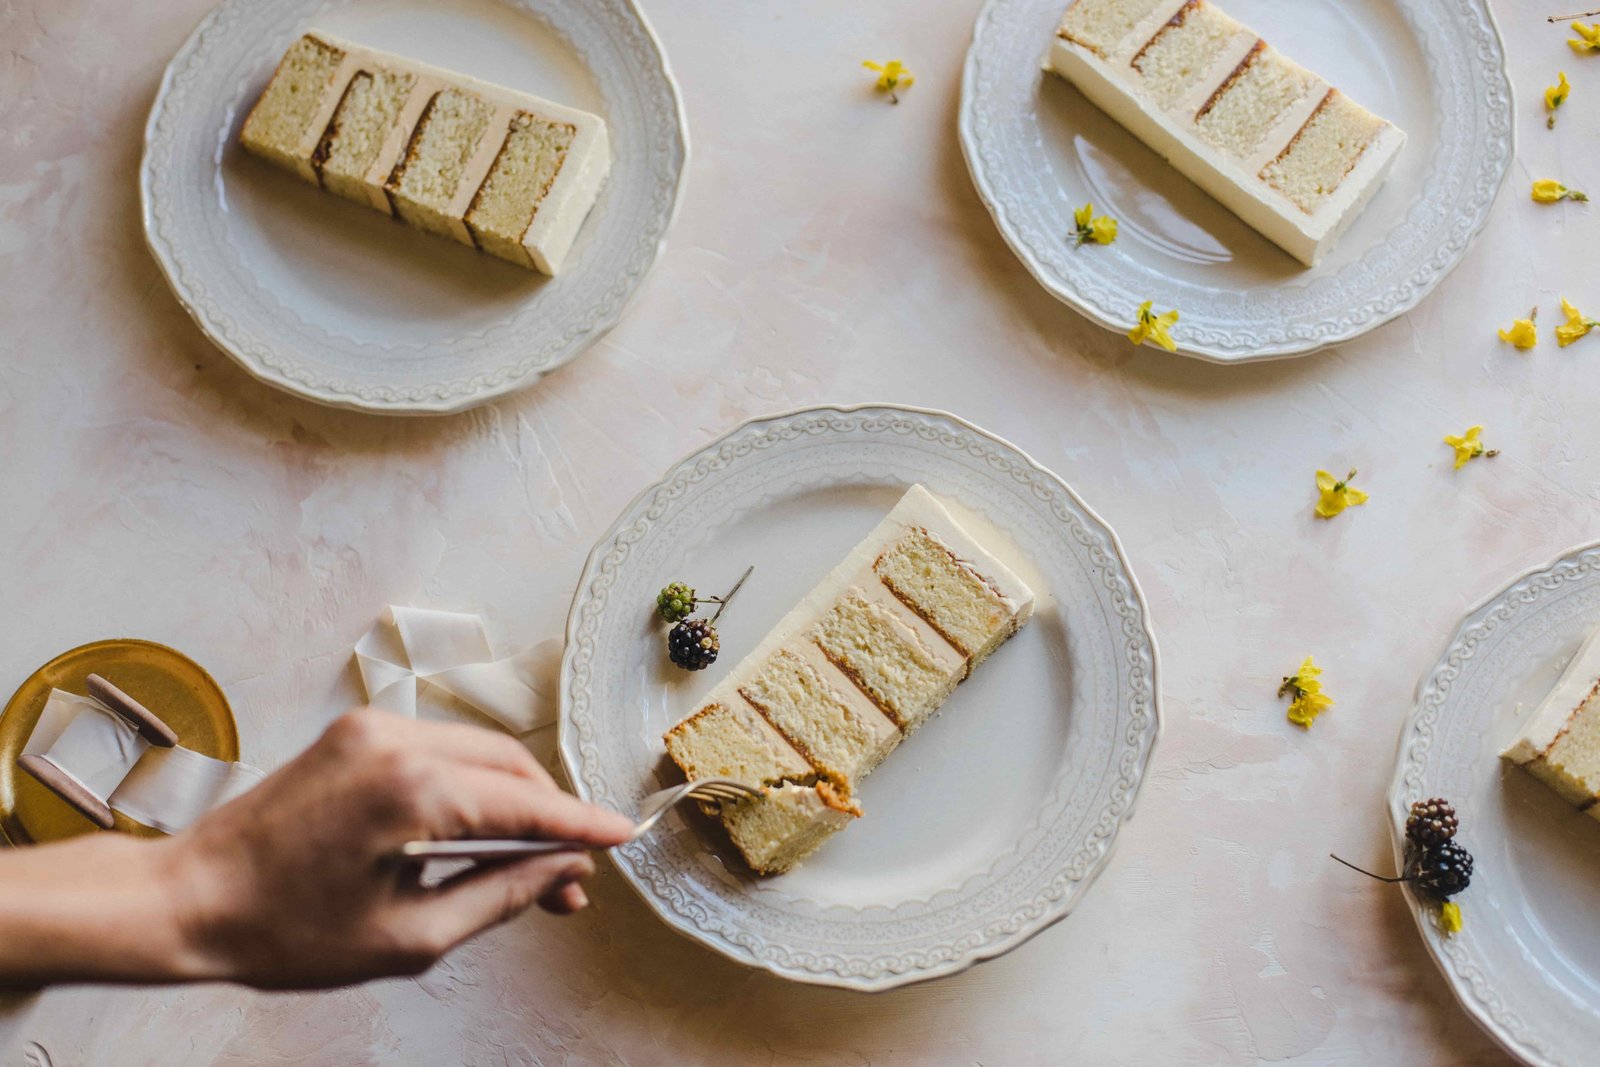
[874, 525, 1028, 663]
[662, 700, 812, 787]
[1193, 44, 1317, 158]
[245, 34, 347, 180]
[661, 485, 1035, 873]
[1046, 0, 1405, 267]
[240, 32, 609, 274]
[1261, 91, 1389, 214]
[1131, 1, 1252, 110]
[811, 590, 963, 732]
[738, 647, 896, 786]
[1059, 0, 1169, 57]
[389, 87, 496, 242]
[721, 782, 861, 875]
[317, 68, 416, 204]
[1502, 627, 1600, 820]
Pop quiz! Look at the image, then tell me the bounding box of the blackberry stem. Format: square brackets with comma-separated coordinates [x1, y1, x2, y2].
[1329, 853, 1411, 883]
[710, 566, 755, 624]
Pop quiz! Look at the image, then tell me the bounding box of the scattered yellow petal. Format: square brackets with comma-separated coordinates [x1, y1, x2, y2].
[1443, 425, 1496, 469]
[1546, 71, 1571, 128]
[1437, 900, 1463, 936]
[1569, 21, 1600, 54]
[1498, 309, 1538, 350]
[863, 59, 913, 103]
[1127, 300, 1179, 350]
[1556, 296, 1600, 347]
[1532, 178, 1588, 203]
[1072, 202, 1118, 246]
[1279, 656, 1333, 729]
[1314, 468, 1368, 518]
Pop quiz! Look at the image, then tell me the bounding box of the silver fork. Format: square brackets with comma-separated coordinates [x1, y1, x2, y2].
[396, 777, 762, 862]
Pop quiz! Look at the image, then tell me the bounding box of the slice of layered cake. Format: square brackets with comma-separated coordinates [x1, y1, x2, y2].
[663, 485, 1035, 873]
[240, 32, 609, 274]
[1046, 0, 1405, 266]
[1502, 627, 1600, 820]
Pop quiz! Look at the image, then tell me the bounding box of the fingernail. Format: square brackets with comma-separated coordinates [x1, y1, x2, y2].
[571, 886, 589, 909]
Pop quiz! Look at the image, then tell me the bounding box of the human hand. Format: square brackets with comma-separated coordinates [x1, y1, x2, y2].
[163, 708, 633, 989]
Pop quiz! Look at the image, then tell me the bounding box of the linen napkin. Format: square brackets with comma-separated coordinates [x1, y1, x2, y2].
[353, 606, 556, 733]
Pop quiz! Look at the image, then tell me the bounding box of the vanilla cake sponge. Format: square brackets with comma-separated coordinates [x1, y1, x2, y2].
[1047, 0, 1405, 266]
[663, 699, 812, 788]
[721, 782, 861, 875]
[662, 485, 1035, 873]
[1502, 627, 1600, 820]
[240, 32, 609, 274]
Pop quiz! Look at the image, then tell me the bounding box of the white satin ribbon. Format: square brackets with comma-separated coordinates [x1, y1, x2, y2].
[22, 690, 265, 834]
[353, 607, 556, 733]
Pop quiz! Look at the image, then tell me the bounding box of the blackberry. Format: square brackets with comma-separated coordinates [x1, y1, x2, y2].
[1405, 798, 1458, 850]
[1411, 841, 1473, 899]
[668, 619, 720, 671]
[657, 582, 697, 623]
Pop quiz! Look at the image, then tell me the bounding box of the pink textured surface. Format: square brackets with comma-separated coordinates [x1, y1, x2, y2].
[0, 0, 1577, 1061]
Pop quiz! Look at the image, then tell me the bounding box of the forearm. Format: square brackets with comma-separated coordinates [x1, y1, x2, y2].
[0, 835, 211, 989]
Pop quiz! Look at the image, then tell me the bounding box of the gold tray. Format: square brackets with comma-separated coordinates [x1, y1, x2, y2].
[0, 639, 237, 846]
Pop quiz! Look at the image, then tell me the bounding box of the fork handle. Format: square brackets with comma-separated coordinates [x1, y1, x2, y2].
[398, 839, 592, 861]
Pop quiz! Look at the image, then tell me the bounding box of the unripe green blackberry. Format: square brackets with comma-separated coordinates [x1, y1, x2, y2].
[656, 582, 697, 623]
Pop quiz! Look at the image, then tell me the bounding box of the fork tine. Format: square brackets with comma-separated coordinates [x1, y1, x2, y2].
[689, 786, 745, 803]
[691, 779, 762, 802]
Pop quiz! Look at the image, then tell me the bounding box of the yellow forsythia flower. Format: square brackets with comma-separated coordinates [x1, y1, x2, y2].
[1437, 901, 1463, 936]
[1127, 301, 1178, 350]
[1556, 297, 1600, 347]
[863, 60, 913, 103]
[1072, 203, 1118, 246]
[1547, 71, 1571, 128]
[1532, 179, 1588, 203]
[1498, 309, 1538, 350]
[1279, 657, 1333, 728]
[1315, 468, 1368, 518]
[1569, 21, 1600, 54]
[1443, 425, 1497, 469]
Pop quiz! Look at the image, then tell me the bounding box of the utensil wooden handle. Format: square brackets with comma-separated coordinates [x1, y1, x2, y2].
[86, 674, 179, 747]
[18, 755, 115, 829]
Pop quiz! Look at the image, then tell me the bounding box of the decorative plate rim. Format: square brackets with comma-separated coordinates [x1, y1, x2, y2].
[956, 0, 1515, 363]
[557, 401, 1164, 990]
[138, 0, 690, 416]
[1387, 538, 1600, 1067]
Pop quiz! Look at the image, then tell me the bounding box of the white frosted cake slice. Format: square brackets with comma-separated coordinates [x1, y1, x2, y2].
[663, 485, 1035, 873]
[239, 32, 609, 274]
[1046, 0, 1405, 266]
[1502, 627, 1600, 820]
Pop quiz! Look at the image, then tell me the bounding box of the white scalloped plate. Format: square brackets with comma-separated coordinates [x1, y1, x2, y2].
[958, 0, 1513, 362]
[559, 404, 1162, 990]
[1390, 542, 1600, 1066]
[141, 0, 686, 414]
